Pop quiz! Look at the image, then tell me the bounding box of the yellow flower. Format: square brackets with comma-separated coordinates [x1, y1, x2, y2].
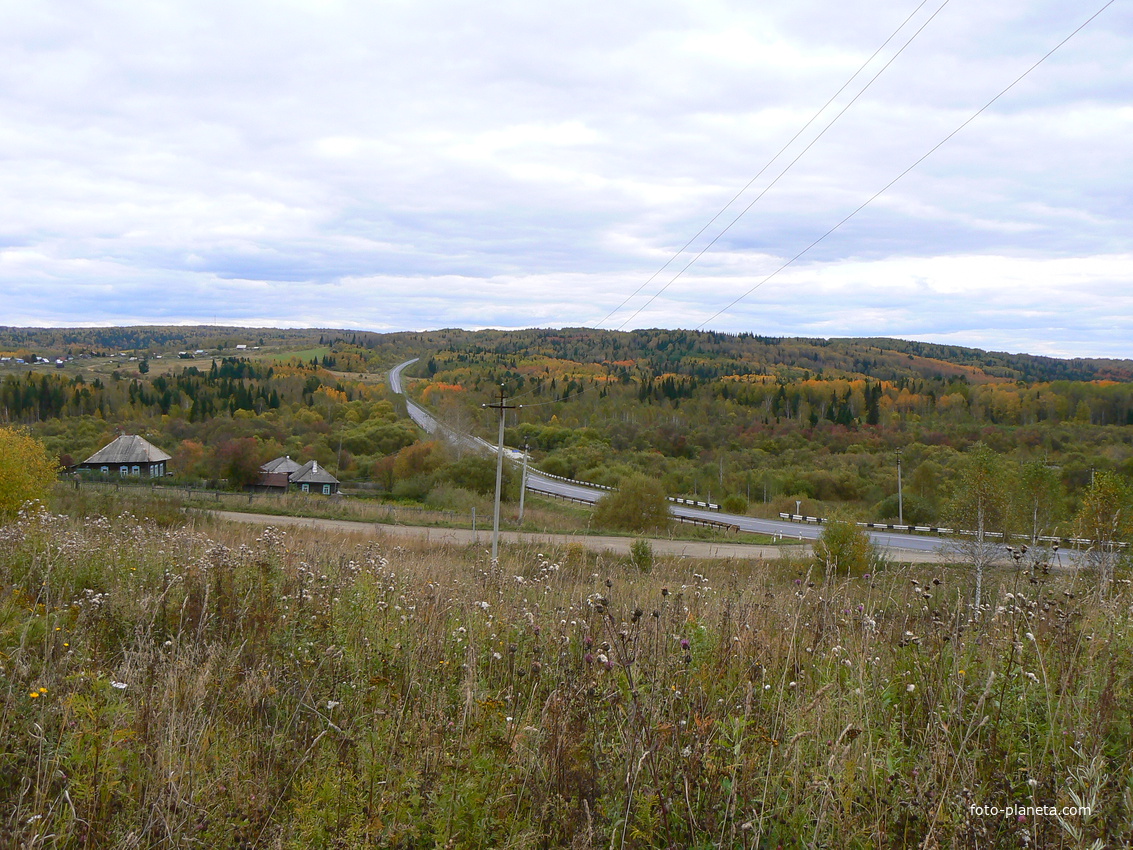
[38, 687, 47, 693]
[29, 692, 39, 698]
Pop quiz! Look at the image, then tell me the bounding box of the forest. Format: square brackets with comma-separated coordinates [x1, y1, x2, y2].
[2, 325, 1131, 538]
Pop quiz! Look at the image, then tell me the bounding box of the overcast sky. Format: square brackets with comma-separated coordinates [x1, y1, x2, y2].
[2, 0, 1130, 358]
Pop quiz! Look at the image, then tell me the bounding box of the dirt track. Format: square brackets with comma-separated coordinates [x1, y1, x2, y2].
[207, 510, 948, 563]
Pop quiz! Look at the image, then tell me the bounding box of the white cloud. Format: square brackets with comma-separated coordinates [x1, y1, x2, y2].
[1, 0, 1130, 358]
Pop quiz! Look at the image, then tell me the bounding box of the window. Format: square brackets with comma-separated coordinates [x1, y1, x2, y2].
[101, 466, 108, 474]
[301, 483, 309, 493]
[323, 484, 331, 495]
[132, 466, 140, 475]
[120, 466, 128, 477]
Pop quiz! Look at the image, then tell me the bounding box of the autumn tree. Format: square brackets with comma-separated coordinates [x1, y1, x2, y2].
[945, 443, 1008, 613]
[1017, 460, 1063, 543]
[1075, 470, 1130, 595]
[215, 437, 265, 488]
[0, 427, 59, 518]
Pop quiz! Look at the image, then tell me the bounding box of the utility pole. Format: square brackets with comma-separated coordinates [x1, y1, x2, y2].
[483, 386, 517, 562]
[896, 447, 904, 525]
[518, 439, 530, 524]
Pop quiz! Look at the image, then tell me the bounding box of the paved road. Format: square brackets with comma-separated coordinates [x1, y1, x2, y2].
[389, 359, 973, 559]
[209, 509, 954, 563]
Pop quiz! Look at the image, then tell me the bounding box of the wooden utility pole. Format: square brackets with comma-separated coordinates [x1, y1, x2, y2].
[518, 439, 530, 524]
[483, 386, 517, 561]
[896, 448, 904, 525]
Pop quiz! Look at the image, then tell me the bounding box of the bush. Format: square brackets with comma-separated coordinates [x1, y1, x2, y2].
[721, 494, 748, 515]
[593, 474, 670, 533]
[874, 493, 934, 525]
[629, 538, 654, 572]
[813, 519, 883, 577]
[0, 426, 59, 517]
[443, 454, 514, 498]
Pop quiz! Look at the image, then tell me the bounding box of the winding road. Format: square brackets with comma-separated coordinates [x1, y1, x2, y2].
[389, 358, 964, 559]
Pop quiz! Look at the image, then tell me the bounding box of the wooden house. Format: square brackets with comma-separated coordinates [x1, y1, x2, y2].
[79, 435, 171, 478]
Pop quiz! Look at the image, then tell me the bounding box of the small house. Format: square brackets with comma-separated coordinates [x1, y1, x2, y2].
[257, 455, 304, 491]
[78, 435, 172, 478]
[289, 460, 340, 495]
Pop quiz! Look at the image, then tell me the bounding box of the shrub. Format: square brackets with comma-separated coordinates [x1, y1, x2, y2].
[874, 493, 934, 525]
[629, 538, 654, 572]
[721, 494, 748, 515]
[443, 454, 513, 498]
[0, 426, 58, 517]
[593, 473, 670, 533]
[813, 519, 883, 577]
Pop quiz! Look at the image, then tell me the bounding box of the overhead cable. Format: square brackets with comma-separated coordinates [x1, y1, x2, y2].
[695, 0, 1117, 329]
[611, 0, 953, 331]
[589, 0, 938, 330]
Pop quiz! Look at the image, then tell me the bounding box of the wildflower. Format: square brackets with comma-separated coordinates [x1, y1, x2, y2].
[680, 638, 690, 651]
[111, 681, 128, 690]
[906, 684, 916, 693]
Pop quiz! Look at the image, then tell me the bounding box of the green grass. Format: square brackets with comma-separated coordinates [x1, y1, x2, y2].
[64, 482, 782, 545]
[1, 493, 1130, 847]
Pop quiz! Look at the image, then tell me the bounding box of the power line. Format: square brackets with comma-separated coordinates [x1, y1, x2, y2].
[589, 0, 938, 330]
[610, 0, 953, 331]
[695, 0, 1117, 330]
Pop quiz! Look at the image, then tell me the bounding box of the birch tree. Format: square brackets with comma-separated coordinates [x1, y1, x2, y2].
[1075, 470, 1130, 596]
[946, 443, 1008, 614]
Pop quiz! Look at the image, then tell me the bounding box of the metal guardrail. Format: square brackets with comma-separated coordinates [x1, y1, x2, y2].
[526, 485, 600, 506]
[532, 470, 615, 491]
[674, 514, 739, 533]
[776, 511, 1127, 549]
[533, 470, 721, 511]
[528, 486, 738, 533]
[670, 496, 721, 511]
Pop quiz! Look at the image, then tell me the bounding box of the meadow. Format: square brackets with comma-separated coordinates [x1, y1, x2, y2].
[1, 494, 1130, 848]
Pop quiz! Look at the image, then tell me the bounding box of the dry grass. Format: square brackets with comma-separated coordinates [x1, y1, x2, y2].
[1, 494, 1131, 848]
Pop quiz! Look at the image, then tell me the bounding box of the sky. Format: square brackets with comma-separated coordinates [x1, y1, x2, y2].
[2, 0, 1131, 359]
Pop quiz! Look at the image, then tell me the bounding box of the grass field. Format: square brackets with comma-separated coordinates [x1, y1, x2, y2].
[1, 492, 1129, 847]
[68, 481, 782, 546]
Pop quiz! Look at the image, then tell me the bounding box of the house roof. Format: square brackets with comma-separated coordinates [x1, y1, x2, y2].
[83, 435, 172, 465]
[261, 455, 303, 475]
[290, 460, 339, 485]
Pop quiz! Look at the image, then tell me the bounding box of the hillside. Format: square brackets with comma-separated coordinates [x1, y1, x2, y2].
[2, 325, 1131, 535]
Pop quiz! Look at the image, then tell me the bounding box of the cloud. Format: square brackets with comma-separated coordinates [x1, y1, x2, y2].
[1, 0, 1130, 358]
